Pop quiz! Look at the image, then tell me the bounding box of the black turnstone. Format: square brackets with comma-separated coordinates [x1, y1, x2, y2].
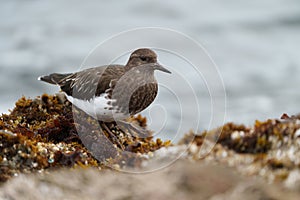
[39, 48, 171, 136]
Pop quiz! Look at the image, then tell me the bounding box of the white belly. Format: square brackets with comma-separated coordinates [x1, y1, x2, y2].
[65, 93, 128, 122]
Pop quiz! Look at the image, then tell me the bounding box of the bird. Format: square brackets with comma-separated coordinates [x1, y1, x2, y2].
[38, 48, 171, 143]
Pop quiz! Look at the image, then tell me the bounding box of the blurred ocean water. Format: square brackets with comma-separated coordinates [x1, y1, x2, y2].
[1, 0, 300, 138]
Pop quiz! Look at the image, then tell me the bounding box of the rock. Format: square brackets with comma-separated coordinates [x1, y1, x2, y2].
[1, 160, 299, 200]
[1, 95, 300, 198]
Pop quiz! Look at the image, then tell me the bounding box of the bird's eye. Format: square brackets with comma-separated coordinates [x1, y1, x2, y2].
[140, 57, 147, 61]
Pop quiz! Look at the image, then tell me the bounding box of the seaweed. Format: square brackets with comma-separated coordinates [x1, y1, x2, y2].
[1, 94, 300, 184]
[0, 94, 171, 182]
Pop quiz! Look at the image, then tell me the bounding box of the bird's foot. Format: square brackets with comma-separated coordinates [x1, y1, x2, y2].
[116, 120, 150, 139]
[99, 121, 125, 150]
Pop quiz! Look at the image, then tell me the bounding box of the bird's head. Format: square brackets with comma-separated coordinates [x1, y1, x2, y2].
[125, 48, 171, 74]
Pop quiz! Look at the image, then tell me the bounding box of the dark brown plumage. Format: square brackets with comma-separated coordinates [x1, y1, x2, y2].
[39, 48, 171, 121]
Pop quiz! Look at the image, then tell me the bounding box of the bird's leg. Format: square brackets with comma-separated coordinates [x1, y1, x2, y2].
[116, 120, 149, 139]
[99, 121, 124, 150]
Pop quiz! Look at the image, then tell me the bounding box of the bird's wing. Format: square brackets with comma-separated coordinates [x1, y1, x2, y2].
[59, 65, 125, 100]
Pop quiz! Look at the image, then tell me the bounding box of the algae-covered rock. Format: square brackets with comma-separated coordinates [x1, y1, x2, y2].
[0, 94, 171, 182]
[1, 94, 300, 191]
[179, 113, 300, 184]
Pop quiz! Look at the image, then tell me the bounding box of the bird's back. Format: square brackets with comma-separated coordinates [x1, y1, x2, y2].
[39, 65, 126, 100]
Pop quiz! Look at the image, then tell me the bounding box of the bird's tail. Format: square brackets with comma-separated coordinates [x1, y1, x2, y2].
[38, 73, 72, 85]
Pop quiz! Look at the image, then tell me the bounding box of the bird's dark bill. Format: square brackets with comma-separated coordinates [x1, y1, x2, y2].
[155, 64, 171, 74]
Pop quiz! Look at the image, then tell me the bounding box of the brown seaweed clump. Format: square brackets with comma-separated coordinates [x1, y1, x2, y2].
[0, 94, 171, 182]
[179, 113, 300, 183]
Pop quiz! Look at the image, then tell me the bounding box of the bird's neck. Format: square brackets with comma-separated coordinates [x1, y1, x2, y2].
[124, 63, 138, 71]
